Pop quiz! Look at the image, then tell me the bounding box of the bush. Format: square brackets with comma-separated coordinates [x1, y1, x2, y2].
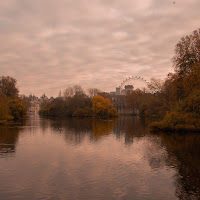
[73, 107, 93, 117]
[150, 111, 200, 132]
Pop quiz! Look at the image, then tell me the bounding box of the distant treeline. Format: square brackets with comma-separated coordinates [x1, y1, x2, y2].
[126, 28, 200, 132]
[0, 76, 28, 123]
[1, 28, 200, 131]
[39, 94, 118, 117]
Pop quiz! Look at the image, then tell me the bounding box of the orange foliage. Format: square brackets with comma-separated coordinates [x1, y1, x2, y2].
[92, 95, 118, 117]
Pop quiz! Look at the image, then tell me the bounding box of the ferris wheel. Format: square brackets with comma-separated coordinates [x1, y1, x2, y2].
[119, 76, 149, 92]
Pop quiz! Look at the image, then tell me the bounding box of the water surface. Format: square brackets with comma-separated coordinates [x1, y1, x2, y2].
[0, 116, 199, 200]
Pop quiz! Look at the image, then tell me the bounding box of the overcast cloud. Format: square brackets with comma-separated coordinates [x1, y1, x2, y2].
[0, 0, 199, 96]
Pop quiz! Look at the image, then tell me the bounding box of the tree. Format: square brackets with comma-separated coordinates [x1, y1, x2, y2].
[126, 89, 150, 110]
[147, 78, 164, 93]
[92, 95, 118, 117]
[183, 63, 200, 96]
[8, 99, 27, 119]
[0, 76, 19, 98]
[87, 88, 101, 98]
[40, 94, 92, 117]
[0, 92, 9, 120]
[64, 85, 84, 97]
[20, 94, 31, 110]
[172, 29, 200, 76]
[64, 87, 74, 97]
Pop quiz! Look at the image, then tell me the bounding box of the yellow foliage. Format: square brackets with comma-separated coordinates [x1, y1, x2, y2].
[92, 95, 118, 117]
[92, 119, 116, 139]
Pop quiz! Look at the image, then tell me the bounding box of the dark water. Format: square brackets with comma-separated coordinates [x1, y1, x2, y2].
[0, 116, 200, 200]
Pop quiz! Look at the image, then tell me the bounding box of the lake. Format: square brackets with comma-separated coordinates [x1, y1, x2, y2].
[0, 116, 199, 200]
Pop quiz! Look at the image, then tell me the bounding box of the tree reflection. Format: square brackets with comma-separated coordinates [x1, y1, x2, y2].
[113, 116, 148, 145]
[0, 120, 24, 157]
[43, 116, 149, 146]
[44, 117, 116, 144]
[157, 133, 200, 200]
[91, 119, 117, 140]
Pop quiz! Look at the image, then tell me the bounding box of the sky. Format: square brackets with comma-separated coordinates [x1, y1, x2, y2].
[0, 0, 199, 97]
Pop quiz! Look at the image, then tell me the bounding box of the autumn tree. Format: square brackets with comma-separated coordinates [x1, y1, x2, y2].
[92, 95, 118, 117]
[0, 92, 10, 121]
[8, 99, 27, 119]
[126, 89, 152, 111]
[172, 29, 200, 76]
[182, 62, 200, 96]
[0, 76, 19, 99]
[20, 94, 31, 110]
[40, 94, 92, 117]
[150, 28, 200, 132]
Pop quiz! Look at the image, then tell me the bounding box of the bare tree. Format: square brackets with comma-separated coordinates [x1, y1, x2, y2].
[64, 87, 74, 97]
[87, 88, 101, 98]
[147, 78, 164, 93]
[73, 85, 84, 95]
[64, 85, 84, 97]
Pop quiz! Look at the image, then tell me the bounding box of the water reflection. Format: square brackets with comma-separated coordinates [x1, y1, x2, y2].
[41, 116, 148, 145]
[0, 120, 26, 157]
[0, 116, 199, 200]
[157, 133, 200, 199]
[39, 116, 200, 199]
[113, 117, 148, 145]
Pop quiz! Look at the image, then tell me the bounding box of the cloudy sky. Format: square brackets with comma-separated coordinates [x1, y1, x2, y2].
[0, 0, 199, 97]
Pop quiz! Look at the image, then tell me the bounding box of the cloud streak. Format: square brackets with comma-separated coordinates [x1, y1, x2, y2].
[0, 0, 199, 96]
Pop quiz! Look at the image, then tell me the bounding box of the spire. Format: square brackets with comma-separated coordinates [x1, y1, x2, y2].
[58, 90, 62, 98]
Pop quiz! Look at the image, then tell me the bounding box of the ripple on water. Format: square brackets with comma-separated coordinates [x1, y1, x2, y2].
[0, 116, 199, 200]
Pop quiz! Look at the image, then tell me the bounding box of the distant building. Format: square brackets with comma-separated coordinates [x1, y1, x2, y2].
[121, 85, 134, 95]
[28, 97, 40, 115]
[110, 85, 134, 96]
[58, 91, 62, 98]
[116, 87, 121, 95]
[98, 86, 135, 115]
[28, 93, 51, 115]
[97, 92, 110, 99]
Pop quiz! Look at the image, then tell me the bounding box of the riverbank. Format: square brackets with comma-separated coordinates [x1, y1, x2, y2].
[150, 112, 200, 133]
